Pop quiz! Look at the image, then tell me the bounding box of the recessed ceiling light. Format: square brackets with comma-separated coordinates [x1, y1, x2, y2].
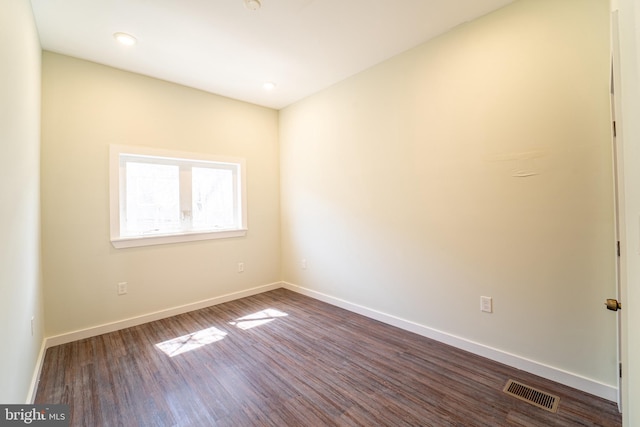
[263, 82, 276, 91]
[113, 32, 137, 46]
[244, 0, 261, 11]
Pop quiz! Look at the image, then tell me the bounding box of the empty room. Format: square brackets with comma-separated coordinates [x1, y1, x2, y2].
[2, 0, 639, 425]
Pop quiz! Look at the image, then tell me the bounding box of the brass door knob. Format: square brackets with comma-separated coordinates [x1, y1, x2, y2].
[605, 299, 621, 311]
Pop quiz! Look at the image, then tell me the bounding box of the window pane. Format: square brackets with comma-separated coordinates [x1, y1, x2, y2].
[192, 167, 235, 230]
[124, 162, 180, 235]
[111, 145, 247, 248]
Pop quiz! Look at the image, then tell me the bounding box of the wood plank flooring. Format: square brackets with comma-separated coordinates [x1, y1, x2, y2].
[35, 288, 622, 426]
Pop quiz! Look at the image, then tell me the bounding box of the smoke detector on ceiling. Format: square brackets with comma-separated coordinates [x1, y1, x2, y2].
[244, 0, 261, 10]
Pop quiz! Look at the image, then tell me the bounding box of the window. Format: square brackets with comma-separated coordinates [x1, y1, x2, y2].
[110, 145, 247, 248]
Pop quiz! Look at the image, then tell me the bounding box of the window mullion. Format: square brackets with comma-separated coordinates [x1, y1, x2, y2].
[179, 165, 193, 231]
[233, 167, 240, 226]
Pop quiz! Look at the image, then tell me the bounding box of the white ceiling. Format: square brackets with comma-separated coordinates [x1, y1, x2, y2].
[30, 0, 514, 110]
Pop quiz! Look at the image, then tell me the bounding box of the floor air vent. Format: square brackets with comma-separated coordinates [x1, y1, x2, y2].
[503, 379, 560, 413]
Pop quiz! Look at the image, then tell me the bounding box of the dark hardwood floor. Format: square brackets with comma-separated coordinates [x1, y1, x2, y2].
[35, 288, 621, 426]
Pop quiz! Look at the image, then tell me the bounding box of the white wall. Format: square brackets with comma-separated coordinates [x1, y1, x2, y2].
[280, 0, 616, 393]
[0, 0, 44, 403]
[41, 53, 281, 337]
[616, 0, 640, 423]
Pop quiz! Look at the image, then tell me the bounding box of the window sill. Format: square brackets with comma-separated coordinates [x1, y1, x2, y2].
[111, 229, 247, 249]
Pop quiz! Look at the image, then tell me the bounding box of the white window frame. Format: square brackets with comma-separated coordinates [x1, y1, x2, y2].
[109, 145, 247, 248]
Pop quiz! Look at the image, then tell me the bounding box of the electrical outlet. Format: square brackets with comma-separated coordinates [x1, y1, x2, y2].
[238, 262, 245, 273]
[118, 282, 128, 296]
[480, 296, 493, 313]
[301, 259, 307, 270]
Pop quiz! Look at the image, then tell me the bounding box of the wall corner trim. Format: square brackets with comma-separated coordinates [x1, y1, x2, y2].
[282, 282, 618, 402]
[26, 340, 47, 403]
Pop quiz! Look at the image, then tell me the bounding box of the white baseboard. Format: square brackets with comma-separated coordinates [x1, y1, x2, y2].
[36, 281, 617, 403]
[45, 282, 283, 348]
[26, 339, 47, 403]
[282, 282, 618, 402]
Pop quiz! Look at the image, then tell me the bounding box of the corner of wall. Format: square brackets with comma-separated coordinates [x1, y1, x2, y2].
[0, 0, 46, 404]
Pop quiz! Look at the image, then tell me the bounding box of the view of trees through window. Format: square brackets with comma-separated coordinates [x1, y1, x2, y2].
[120, 154, 240, 238]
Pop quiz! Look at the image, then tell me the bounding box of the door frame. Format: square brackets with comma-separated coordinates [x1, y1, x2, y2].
[609, 37, 623, 409]
[609, 0, 639, 421]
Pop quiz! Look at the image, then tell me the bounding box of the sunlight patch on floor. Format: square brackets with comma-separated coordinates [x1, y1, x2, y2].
[229, 308, 288, 330]
[155, 326, 227, 357]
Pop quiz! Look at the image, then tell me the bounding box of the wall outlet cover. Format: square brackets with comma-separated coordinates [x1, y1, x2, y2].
[481, 296, 493, 313]
[118, 282, 128, 295]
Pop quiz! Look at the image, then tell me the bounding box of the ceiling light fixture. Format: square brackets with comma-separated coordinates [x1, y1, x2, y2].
[113, 32, 137, 46]
[243, 0, 261, 11]
[263, 82, 276, 91]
